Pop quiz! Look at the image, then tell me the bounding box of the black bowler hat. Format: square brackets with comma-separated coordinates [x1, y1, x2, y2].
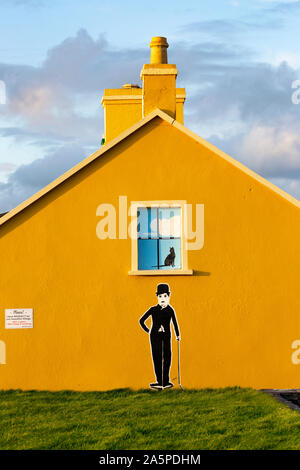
[156, 283, 170, 296]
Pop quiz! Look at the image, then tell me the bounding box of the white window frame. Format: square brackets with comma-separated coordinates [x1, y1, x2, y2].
[129, 200, 193, 276]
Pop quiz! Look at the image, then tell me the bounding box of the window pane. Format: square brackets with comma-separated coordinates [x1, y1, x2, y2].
[138, 239, 158, 270]
[158, 239, 181, 270]
[158, 207, 181, 238]
[137, 207, 158, 239]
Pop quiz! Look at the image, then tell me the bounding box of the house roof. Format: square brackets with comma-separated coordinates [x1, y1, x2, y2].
[1, 108, 300, 229]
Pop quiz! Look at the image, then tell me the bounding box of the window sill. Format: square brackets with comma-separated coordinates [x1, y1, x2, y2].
[129, 269, 193, 276]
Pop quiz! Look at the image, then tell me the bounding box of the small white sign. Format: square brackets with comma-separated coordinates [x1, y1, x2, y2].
[5, 309, 33, 329]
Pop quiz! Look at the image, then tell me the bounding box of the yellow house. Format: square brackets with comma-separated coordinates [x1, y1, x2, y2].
[1, 37, 300, 391]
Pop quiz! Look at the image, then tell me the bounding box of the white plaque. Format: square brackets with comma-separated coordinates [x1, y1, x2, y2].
[5, 309, 33, 329]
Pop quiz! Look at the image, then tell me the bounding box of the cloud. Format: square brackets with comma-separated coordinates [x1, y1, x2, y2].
[180, 17, 283, 38]
[237, 124, 300, 177]
[210, 121, 300, 178]
[183, 58, 300, 183]
[0, 29, 146, 144]
[0, 29, 148, 211]
[186, 61, 298, 123]
[151, 215, 181, 238]
[0, 144, 88, 212]
[1, 26, 300, 211]
[269, 177, 300, 200]
[0, 162, 16, 173]
[262, 0, 300, 13]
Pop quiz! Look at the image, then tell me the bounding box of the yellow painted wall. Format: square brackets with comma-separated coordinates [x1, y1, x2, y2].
[1, 117, 300, 391]
[102, 88, 186, 142]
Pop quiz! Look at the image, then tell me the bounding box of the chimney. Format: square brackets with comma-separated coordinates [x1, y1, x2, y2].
[149, 36, 169, 64]
[141, 37, 178, 119]
[101, 37, 185, 143]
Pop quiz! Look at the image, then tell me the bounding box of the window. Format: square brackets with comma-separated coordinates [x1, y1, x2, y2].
[129, 201, 192, 275]
[138, 207, 181, 270]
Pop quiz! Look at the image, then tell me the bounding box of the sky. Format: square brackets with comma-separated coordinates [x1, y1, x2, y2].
[0, 0, 300, 211]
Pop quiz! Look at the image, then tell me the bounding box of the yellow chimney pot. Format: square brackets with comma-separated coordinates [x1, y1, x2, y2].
[150, 36, 169, 64]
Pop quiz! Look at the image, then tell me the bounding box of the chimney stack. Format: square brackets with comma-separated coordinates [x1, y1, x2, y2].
[141, 37, 178, 119]
[101, 37, 185, 143]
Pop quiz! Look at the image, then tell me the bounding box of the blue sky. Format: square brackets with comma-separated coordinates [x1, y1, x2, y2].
[0, 0, 300, 211]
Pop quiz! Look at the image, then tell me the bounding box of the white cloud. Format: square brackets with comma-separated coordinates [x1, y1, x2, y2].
[1, 27, 300, 211]
[238, 124, 300, 172]
[150, 215, 181, 238]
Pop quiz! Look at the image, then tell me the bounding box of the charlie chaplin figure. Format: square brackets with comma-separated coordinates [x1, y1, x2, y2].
[139, 283, 180, 390]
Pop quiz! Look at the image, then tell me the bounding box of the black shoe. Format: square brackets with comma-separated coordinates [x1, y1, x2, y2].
[163, 382, 174, 389]
[150, 382, 163, 389]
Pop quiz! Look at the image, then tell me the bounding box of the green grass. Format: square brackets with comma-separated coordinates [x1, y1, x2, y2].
[0, 387, 300, 449]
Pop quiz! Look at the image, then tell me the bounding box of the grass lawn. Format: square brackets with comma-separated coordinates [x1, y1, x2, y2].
[1, 387, 300, 450]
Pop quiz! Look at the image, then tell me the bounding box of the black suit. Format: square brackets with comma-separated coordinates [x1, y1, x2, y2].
[139, 304, 180, 386]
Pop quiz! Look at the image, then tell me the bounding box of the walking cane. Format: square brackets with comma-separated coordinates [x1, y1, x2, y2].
[162, 336, 164, 389]
[177, 339, 184, 390]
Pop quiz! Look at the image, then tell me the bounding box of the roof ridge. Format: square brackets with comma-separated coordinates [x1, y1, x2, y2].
[0, 108, 299, 228]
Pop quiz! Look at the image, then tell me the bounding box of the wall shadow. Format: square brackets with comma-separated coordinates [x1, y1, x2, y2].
[193, 270, 210, 276]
